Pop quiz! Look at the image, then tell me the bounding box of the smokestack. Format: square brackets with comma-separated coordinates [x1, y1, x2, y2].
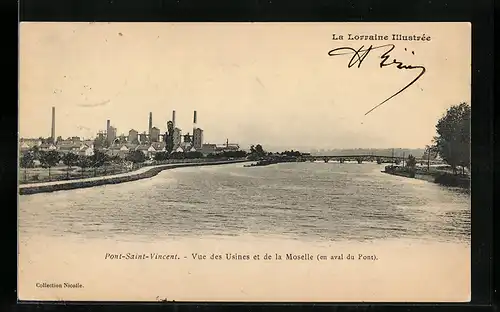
[51, 107, 55, 142]
[172, 110, 176, 128]
[149, 112, 153, 135]
[106, 119, 110, 140]
[192, 110, 197, 136]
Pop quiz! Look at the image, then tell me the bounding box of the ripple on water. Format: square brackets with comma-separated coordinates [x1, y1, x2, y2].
[19, 163, 470, 244]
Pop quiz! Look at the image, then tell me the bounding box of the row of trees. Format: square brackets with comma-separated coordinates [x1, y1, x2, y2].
[19, 142, 278, 181]
[20, 150, 122, 180]
[19, 147, 258, 181]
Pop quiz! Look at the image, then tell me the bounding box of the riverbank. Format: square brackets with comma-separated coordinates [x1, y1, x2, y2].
[19, 159, 249, 195]
[382, 165, 470, 190]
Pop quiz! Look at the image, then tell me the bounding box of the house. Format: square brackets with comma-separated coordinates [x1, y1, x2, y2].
[151, 142, 166, 152]
[106, 143, 139, 159]
[106, 144, 130, 158]
[215, 143, 240, 152]
[200, 143, 217, 156]
[19, 139, 42, 152]
[57, 144, 80, 154]
[39, 143, 57, 151]
[19, 142, 31, 152]
[57, 140, 93, 154]
[117, 145, 131, 158]
[135, 144, 156, 159]
[82, 140, 95, 149]
[20, 138, 42, 146]
[79, 146, 94, 157]
[124, 143, 138, 150]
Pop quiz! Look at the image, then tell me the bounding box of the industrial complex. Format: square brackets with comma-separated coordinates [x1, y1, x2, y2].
[19, 107, 241, 159]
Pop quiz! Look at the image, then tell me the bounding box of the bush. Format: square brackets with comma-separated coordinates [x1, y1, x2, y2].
[434, 172, 470, 188]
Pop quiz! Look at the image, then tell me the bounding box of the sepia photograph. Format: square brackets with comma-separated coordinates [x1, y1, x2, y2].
[18, 22, 471, 302]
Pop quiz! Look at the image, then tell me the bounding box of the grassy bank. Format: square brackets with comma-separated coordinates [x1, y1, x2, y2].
[19, 160, 249, 195]
[19, 158, 243, 185]
[383, 165, 470, 190]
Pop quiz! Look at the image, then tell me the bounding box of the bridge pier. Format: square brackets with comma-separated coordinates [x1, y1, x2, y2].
[357, 158, 362, 164]
[339, 158, 345, 163]
[323, 157, 330, 163]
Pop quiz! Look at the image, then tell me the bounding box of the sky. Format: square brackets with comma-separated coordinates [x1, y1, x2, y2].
[19, 22, 471, 151]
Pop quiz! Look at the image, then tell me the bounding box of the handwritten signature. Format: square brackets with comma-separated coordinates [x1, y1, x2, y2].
[328, 44, 426, 115]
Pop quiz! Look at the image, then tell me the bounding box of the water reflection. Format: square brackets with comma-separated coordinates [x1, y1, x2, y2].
[19, 162, 470, 244]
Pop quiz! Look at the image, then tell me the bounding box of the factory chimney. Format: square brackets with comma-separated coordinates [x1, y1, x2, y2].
[193, 110, 197, 134]
[172, 110, 176, 128]
[51, 107, 56, 143]
[148, 112, 153, 136]
[106, 119, 110, 140]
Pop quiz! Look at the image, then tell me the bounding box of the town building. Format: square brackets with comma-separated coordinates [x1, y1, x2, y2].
[139, 132, 148, 144]
[56, 140, 95, 156]
[200, 143, 217, 155]
[107, 144, 130, 158]
[215, 143, 240, 152]
[135, 144, 156, 159]
[150, 127, 161, 142]
[128, 129, 139, 144]
[173, 128, 182, 148]
[193, 128, 203, 149]
[151, 142, 166, 152]
[106, 126, 117, 145]
[39, 143, 57, 151]
[79, 146, 95, 157]
[19, 138, 42, 152]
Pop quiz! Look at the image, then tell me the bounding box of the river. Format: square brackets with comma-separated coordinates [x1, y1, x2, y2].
[18, 162, 471, 302]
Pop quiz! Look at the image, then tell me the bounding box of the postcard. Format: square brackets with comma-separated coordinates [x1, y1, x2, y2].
[18, 22, 471, 302]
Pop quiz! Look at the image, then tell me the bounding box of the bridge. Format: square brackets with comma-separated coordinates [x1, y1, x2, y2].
[302, 155, 409, 164]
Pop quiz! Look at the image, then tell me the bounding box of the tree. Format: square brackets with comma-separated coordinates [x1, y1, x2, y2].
[31, 145, 40, 159]
[248, 144, 266, 160]
[125, 150, 146, 167]
[165, 135, 174, 154]
[77, 155, 92, 178]
[164, 121, 175, 154]
[154, 152, 169, 161]
[424, 145, 438, 171]
[185, 151, 203, 159]
[20, 151, 35, 181]
[170, 151, 185, 160]
[255, 144, 265, 156]
[90, 150, 108, 176]
[406, 154, 417, 174]
[61, 152, 79, 179]
[110, 155, 120, 163]
[434, 102, 470, 174]
[39, 150, 60, 180]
